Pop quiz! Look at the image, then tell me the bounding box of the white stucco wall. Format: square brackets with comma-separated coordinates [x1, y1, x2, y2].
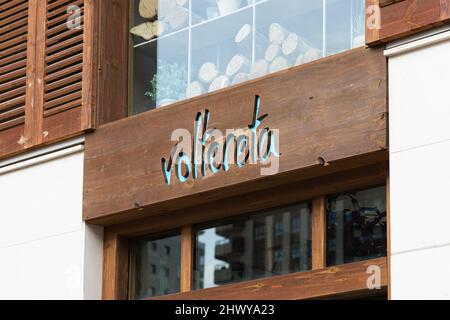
[387, 27, 450, 300]
[0, 139, 103, 300]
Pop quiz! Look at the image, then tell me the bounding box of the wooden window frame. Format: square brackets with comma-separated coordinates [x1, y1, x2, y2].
[102, 160, 389, 300]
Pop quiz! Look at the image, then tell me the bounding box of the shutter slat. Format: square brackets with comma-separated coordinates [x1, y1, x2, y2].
[45, 63, 82, 83]
[0, 57, 26, 75]
[0, 15, 28, 36]
[0, 4, 28, 29]
[0, 95, 26, 113]
[0, 50, 27, 68]
[0, 85, 25, 102]
[0, 76, 26, 93]
[0, 105, 25, 122]
[0, 24, 27, 43]
[45, 73, 82, 93]
[47, 0, 84, 17]
[47, 7, 84, 29]
[44, 98, 81, 117]
[0, 66, 27, 84]
[0, 42, 27, 61]
[44, 90, 81, 110]
[46, 45, 82, 65]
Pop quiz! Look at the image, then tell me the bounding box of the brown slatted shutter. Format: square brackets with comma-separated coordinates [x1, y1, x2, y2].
[41, 0, 95, 144]
[0, 0, 96, 159]
[0, 0, 29, 154]
[44, 0, 84, 117]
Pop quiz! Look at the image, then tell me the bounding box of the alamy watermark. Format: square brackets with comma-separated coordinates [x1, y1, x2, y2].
[367, 265, 382, 290]
[66, 5, 82, 30]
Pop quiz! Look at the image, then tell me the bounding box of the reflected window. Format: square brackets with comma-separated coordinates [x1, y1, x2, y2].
[129, 0, 366, 114]
[129, 233, 181, 299]
[327, 186, 387, 266]
[194, 202, 312, 289]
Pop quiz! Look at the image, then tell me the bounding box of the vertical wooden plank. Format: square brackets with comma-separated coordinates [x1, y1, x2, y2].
[365, 0, 381, 44]
[24, 0, 46, 147]
[386, 173, 392, 300]
[102, 230, 129, 300]
[96, 0, 129, 126]
[180, 226, 194, 292]
[312, 196, 327, 270]
[102, 230, 119, 300]
[81, 0, 98, 130]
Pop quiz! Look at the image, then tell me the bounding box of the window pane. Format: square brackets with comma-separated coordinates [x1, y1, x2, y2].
[130, 0, 365, 115]
[194, 203, 312, 290]
[129, 234, 181, 299]
[327, 186, 387, 266]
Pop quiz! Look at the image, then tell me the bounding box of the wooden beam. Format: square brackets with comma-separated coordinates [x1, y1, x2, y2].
[81, 0, 99, 131]
[102, 230, 129, 300]
[153, 257, 388, 300]
[180, 226, 194, 292]
[312, 196, 326, 270]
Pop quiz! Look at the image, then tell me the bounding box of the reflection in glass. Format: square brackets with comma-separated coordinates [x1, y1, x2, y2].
[129, 0, 365, 114]
[129, 233, 181, 300]
[327, 186, 387, 266]
[194, 203, 312, 289]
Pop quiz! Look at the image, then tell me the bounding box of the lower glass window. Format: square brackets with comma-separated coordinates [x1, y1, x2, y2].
[129, 233, 181, 299]
[194, 202, 312, 290]
[326, 186, 387, 266]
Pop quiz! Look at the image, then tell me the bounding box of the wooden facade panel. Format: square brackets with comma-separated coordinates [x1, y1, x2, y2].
[367, 0, 450, 44]
[84, 47, 387, 224]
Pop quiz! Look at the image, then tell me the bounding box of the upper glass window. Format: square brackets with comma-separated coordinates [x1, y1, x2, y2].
[326, 186, 387, 266]
[129, 0, 366, 114]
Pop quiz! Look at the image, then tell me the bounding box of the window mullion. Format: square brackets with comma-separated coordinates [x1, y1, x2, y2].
[180, 225, 194, 292]
[312, 196, 326, 270]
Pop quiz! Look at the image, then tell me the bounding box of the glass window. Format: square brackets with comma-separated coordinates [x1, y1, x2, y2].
[129, 0, 366, 114]
[194, 202, 312, 289]
[129, 233, 181, 300]
[327, 186, 387, 266]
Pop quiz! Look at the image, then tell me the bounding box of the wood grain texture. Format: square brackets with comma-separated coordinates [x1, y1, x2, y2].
[153, 257, 388, 300]
[180, 226, 193, 292]
[84, 47, 387, 224]
[366, 0, 381, 44]
[102, 230, 129, 300]
[95, 0, 128, 126]
[367, 0, 450, 44]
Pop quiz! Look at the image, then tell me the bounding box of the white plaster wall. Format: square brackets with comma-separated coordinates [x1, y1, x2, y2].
[388, 30, 450, 300]
[0, 142, 103, 300]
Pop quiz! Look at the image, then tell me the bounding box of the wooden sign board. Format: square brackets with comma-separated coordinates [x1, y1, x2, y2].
[83, 47, 387, 225]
